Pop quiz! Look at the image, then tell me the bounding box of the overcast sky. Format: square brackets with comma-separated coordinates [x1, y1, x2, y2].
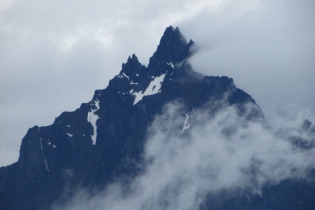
[1, 0, 314, 167]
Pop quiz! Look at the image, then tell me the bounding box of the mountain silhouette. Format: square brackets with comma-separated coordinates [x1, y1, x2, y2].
[0, 26, 314, 210]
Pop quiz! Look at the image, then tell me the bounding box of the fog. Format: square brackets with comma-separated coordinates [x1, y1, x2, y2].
[53, 100, 315, 210]
[179, 0, 315, 122]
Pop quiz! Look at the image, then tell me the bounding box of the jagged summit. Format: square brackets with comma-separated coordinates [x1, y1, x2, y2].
[106, 26, 199, 106]
[119, 26, 194, 77]
[124, 54, 141, 68]
[148, 26, 194, 68]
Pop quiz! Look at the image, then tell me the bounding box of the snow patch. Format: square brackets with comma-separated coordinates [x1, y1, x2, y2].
[43, 158, 49, 172]
[130, 81, 138, 85]
[122, 72, 129, 80]
[131, 74, 166, 105]
[94, 99, 100, 110]
[181, 114, 190, 134]
[87, 99, 100, 145]
[40, 138, 50, 173]
[167, 62, 174, 68]
[254, 187, 263, 199]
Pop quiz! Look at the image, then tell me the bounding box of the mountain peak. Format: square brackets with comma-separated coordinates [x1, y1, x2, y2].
[121, 54, 142, 75]
[0, 26, 272, 210]
[127, 54, 140, 65]
[148, 26, 194, 68]
[107, 26, 197, 104]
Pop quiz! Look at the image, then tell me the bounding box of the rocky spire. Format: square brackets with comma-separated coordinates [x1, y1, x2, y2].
[148, 26, 194, 68]
[121, 54, 142, 75]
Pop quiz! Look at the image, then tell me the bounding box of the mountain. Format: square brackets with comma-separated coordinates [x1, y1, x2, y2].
[0, 26, 314, 210]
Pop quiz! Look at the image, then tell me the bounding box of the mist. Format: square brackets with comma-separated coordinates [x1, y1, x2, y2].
[53, 100, 315, 210]
[179, 0, 315, 122]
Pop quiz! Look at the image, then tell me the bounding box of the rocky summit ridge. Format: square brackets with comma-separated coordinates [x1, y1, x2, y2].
[0, 26, 314, 210]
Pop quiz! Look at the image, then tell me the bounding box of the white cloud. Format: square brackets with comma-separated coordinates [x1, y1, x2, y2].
[53, 100, 315, 210]
[179, 0, 315, 122]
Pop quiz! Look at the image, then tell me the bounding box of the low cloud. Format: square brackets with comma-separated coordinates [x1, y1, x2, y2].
[54, 100, 315, 210]
[179, 0, 315, 122]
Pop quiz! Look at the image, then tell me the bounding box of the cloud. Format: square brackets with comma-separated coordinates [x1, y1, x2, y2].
[53, 100, 315, 210]
[178, 0, 315, 122]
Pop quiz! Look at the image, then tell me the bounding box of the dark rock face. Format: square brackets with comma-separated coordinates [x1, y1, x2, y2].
[0, 26, 314, 210]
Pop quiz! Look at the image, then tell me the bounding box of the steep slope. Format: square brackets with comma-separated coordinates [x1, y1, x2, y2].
[0, 26, 313, 210]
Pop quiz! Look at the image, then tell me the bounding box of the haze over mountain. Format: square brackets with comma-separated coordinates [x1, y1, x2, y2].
[1, 0, 315, 168]
[1, 25, 315, 210]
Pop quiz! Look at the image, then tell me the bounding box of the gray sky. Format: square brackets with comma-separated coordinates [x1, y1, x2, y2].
[1, 0, 314, 167]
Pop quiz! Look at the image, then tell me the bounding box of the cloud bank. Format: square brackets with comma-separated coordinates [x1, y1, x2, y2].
[53, 100, 315, 210]
[179, 0, 315, 121]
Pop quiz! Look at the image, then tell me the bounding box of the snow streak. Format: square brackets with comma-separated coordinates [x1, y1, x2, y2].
[87, 99, 100, 145]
